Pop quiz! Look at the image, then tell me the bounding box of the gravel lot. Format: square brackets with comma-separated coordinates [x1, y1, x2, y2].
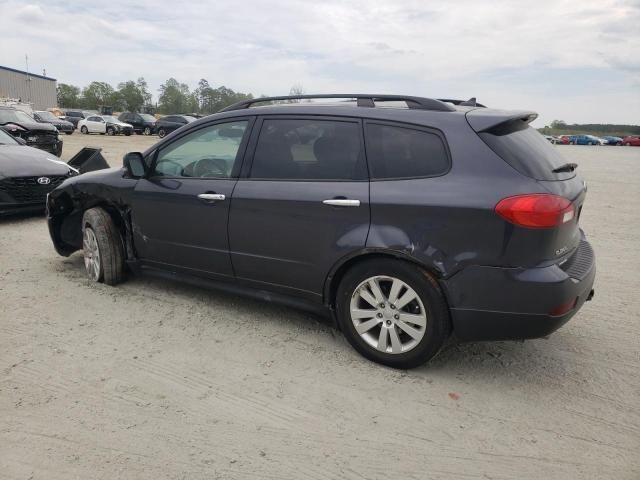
[1, 134, 639, 479]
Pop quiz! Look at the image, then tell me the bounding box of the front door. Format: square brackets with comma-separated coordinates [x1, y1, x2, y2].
[132, 118, 253, 278]
[229, 116, 370, 298]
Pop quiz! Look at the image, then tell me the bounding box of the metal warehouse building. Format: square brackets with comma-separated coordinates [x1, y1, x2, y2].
[0, 65, 57, 110]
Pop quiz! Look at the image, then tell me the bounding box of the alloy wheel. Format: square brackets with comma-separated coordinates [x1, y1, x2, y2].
[350, 275, 427, 354]
[83, 227, 101, 281]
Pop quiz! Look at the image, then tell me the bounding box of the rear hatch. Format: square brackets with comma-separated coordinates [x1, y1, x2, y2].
[467, 109, 587, 263]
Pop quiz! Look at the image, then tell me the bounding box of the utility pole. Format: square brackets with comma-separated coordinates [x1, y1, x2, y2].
[25, 54, 32, 103]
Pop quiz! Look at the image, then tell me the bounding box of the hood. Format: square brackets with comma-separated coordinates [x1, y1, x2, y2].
[107, 119, 133, 128]
[49, 119, 74, 128]
[0, 145, 73, 178]
[2, 121, 58, 133]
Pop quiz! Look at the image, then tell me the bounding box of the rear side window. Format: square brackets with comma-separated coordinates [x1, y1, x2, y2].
[250, 119, 365, 180]
[479, 120, 573, 181]
[365, 123, 449, 179]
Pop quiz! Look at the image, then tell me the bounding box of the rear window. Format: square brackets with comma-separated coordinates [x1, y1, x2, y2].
[479, 120, 574, 180]
[250, 118, 365, 181]
[364, 122, 449, 179]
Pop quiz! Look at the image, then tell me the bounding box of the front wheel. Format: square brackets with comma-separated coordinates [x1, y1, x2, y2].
[143, 127, 151, 135]
[157, 128, 166, 138]
[82, 208, 125, 285]
[336, 259, 450, 369]
[80, 126, 88, 134]
[106, 127, 115, 136]
[625, 142, 631, 146]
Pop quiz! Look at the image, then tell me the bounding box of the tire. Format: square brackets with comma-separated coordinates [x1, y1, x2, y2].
[82, 208, 125, 286]
[625, 142, 631, 146]
[143, 127, 151, 135]
[336, 259, 450, 369]
[616, 142, 622, 146]
[106, 127, 115, 136]
[80, 126, 88, 134]
[570, 141, 575, 145]
[124, 130, 131, 136]
[158, 128, 166, 138]
[65, 131, 73, 135]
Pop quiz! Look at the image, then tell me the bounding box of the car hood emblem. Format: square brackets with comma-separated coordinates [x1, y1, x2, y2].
[37, 176, 51, 185]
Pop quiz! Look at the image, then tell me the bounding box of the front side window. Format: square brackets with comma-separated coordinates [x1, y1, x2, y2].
[250, 119, 364, 180]
[153, 121, 248, 178]
[365, 123, 449, 179]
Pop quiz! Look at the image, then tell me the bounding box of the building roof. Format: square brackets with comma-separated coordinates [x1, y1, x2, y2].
[0, 65, 56, 82]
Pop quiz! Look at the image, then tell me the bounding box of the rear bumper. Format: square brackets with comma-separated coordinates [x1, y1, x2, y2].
[443, 237, 596, 341]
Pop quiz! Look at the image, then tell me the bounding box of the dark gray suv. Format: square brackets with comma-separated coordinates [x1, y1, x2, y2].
[46, 94, 595, 368]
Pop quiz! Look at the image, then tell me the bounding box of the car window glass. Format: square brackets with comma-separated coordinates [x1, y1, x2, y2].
[153, 121, 248, 178]
[365, 123, 449, 179]
[250, 119, 364, 180]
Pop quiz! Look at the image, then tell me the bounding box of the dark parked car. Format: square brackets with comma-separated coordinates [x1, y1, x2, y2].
[568, 135, 600, 145]
[46, 94, 596, 368]
[601, 136, 623, 146]
[33, 110, 75, 135]
[155, 115, 197, 138]
[0, 127, 76, 215]
[118, 112, 157, 135]
[0, 106, 62, 156]
[62, 110, 89, 128]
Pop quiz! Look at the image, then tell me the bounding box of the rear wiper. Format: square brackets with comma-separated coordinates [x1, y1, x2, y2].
[552, 162, 578, 173]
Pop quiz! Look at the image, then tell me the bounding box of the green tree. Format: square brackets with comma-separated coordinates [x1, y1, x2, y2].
[82, 81, 116, 110]
[136, 77, 152, 106]
[117, 80, 145, 111]
[56, 83, 81, 108]
[157, 78, 193, 114]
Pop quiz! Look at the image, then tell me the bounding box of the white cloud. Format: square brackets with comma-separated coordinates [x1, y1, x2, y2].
[0, 0, 638, 124]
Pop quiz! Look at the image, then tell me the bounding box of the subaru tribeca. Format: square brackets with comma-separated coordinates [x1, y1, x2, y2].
[46, 94, 595, 368]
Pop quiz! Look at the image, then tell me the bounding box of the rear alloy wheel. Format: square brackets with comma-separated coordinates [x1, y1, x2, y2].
[143, 127, 151, 135]
[82, 208, 125, 285]
[158, 128, 166, 138]
[336, 259, 450, 369]
[80, 126, 88, 134]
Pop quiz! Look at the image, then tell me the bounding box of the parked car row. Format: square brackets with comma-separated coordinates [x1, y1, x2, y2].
[545, 134, 640, 146]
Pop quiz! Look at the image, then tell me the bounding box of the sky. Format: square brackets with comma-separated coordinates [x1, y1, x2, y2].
[1, 0, 638, 126]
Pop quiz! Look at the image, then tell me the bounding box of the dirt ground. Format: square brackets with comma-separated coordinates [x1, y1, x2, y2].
[1, 134, 639, 479]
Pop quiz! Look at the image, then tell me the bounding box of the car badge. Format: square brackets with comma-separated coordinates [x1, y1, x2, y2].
[37, 177, 51, 185]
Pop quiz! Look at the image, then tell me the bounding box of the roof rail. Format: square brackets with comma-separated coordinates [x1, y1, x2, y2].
[220, 94, 457, 112]
[438, 97, 486, 108]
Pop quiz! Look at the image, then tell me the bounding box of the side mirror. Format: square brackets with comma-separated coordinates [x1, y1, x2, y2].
[15, 137, 27, 145]
[123, 152, 147, 178]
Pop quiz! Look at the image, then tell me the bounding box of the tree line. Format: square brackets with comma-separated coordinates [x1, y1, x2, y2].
[539, 120, 640, 137]
[56, 77, 254, 114]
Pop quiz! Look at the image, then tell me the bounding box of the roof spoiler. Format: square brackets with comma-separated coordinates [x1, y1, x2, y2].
[465, 109, 538, 133]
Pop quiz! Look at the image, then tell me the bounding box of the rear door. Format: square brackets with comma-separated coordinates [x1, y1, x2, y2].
[132, 118, 253, 277]
[228, 116, 370, 298]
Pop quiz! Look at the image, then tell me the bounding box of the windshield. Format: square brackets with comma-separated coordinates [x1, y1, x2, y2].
[140, 114, 156, 122]
[0, 128, 19, 145]
[0, 109, 35, 124]
[102, 116, 118, 122]
[36, 111, 60, 122]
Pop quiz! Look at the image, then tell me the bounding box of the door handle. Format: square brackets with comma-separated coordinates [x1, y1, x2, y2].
[197, 193, 226, 201]
[322, 199, 360, 207]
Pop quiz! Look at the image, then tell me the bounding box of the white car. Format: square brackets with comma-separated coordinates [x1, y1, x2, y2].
[78, 115, 134, 136]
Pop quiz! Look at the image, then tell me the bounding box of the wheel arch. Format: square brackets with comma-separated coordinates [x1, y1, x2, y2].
[323, 249, 449, 318]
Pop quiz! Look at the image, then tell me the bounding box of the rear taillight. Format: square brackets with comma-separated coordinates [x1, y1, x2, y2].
[495, 194, 574, 228]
